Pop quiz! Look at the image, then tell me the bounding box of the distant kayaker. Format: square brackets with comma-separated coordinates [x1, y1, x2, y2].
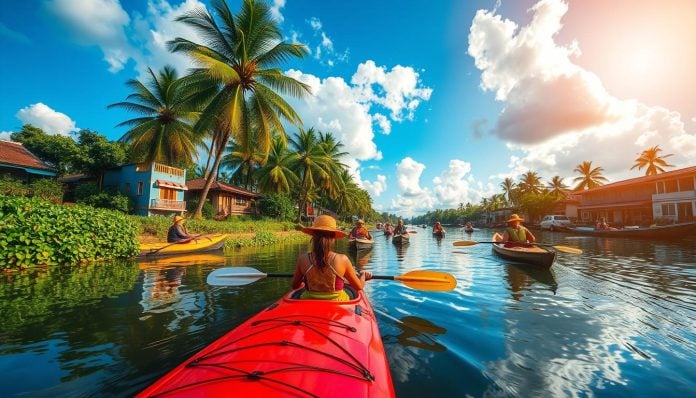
[349, 219, 372, 240]
[501, 214, 536, 247]
[291, 215, 373, 301]
[167, 215, 195, 243]
[393, 219, 408, 235]
[433, 221, 445, 234]
[596, 217, 610, 230]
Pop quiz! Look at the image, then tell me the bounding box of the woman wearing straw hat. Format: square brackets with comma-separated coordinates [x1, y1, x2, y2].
[501, 214, 536, 247]
[167, 215, 196, 243]
[349, 219, 372, 240]
[291, 215, 373, 301]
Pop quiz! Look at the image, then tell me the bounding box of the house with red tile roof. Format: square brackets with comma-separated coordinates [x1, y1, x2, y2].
[0, 140, 57, 180]
[186, 178, 263, 217]
[573, 166, 696, 226]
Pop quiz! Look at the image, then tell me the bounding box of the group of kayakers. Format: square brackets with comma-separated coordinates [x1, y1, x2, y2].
[165, 212, 539, 303]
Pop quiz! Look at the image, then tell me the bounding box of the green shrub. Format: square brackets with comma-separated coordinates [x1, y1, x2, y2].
[29, 179, 63, 203]
[0, 177, 29, 196]
[186, 197, 215, 219]
[259, 193, 295, 221]
[0, 195, 139, 269]
[74, 183, 131, 213]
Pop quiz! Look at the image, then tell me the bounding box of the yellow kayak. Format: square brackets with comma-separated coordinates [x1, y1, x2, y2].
[138, 234, 229, 257]
[137, 253, 227, 269]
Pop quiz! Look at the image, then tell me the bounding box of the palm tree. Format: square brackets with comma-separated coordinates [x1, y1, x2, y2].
[255, 137, 299, 193]
[631, 145, 674, 176]
[169, 0, 311, 218]
[317, 131, 348, 200]
[290, 128, 330, 220]
[573, 161, 608, 190]
[546, 176, 569, 198]
[109, 66, 200, 165]
[518, 171, 543, 194]
[221, 136, 263, 189]
[500, 177, 516, 205]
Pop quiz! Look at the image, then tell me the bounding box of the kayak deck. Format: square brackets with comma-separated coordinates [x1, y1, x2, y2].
[137, 287, 394, 397]
[491, 233, 556, 268]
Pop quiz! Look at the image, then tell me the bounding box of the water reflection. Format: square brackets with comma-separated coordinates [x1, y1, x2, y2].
[393, 315, 447, 352]
[504, 263, 558, 300]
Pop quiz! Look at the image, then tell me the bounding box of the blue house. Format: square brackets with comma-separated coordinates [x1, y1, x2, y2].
[102, 162, 187, 216]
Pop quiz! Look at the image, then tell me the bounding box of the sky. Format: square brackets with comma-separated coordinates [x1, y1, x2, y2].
[1, 0, 695, 216]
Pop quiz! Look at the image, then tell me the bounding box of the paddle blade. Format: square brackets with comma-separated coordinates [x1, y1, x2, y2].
[207, 267, 270, 286]
[452, 240, 478, 247]
[552, 245, 583, 254]
[393, 270, 457, 292]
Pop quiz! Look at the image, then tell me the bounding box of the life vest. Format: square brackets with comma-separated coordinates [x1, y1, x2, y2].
[506, 227, 527, 243]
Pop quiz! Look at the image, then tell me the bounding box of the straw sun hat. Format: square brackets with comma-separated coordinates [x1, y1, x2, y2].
[506, 214, 524, 223]
[302, 215, 347, 239]
[174, 215, 185, 224]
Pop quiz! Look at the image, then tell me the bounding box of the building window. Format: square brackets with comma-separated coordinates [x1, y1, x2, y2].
[661, 204, 676, 216]
[665, 180, 678, 193]
[137, 181, 144, 196]
[677, 202, 693, 220]
[235, 197, 246, 206]
[160, 187, 177, 200]
[678, 177, 694, 192]
[656, 181, 665, 194]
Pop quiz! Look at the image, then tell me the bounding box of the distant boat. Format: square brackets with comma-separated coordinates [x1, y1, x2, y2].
[392, 234, 410, 246]
[491, 233, 555, 268]
[349, 238, 374, 251]
[561, 222, 696, 239]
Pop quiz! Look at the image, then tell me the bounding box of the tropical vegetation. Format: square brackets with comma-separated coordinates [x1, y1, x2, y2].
[631, 145, 675, 176]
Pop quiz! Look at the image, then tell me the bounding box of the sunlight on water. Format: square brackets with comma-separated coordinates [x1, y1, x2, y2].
[0, 229, 694, 397]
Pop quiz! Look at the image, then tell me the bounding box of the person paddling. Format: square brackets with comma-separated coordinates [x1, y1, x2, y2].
[393, 218, 408, 235]
[291, 215, 373, 301]
[432, 221, 445, 235]
[500, 214, 536, 247]
[349, 219, 372, 240]
[167, 215, 197, 243]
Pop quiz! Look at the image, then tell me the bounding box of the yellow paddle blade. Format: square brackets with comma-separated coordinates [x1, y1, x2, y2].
[393, 270, 457, 291]
[551, 245, 583, 254]
[452, 240, 478, 247]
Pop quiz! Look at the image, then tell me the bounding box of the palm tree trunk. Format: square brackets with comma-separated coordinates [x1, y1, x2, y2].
[194, 131, 230, 219]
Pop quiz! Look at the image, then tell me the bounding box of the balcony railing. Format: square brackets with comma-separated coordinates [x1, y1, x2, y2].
[151, 199, 186, 210]
[135, 162, 185, 178]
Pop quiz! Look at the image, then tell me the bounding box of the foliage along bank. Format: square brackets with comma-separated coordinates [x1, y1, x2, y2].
[0, 196, 139, 270]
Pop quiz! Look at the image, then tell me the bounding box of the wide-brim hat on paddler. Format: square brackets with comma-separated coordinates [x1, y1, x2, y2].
[302, 215, 347, 238]
[506, 214, 524, 223]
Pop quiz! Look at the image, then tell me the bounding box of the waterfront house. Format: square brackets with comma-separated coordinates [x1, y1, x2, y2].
[186, 178, 262, 217]
[574, 166, 696, 226]
[0, 140, 57, 181]
[102, 162, 187, 216]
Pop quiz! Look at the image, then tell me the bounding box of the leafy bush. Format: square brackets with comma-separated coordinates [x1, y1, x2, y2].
[74, 183, 131, 213]
[259, 193, 295, 221]
[29, 179, 63, 203]
[0, 177, 29, 196]
[0, 195, 139, 269]
[186, 197, 215, 219]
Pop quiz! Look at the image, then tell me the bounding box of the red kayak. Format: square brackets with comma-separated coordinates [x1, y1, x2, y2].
[137, 286, 395, 397]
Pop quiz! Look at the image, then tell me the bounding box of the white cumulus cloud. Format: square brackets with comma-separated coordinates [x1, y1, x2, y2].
[468, 0, 696, 180]
[389, 157, 436, 216]
[16, 103, 77, 136]
[363, 175, 387, 197]
[269, 0, 286, 23]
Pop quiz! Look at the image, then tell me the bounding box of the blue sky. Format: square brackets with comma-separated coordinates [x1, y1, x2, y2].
[2, 0, 695, 216]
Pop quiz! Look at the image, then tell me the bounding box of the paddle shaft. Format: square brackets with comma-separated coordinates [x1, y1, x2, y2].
[147, 234, 205, 255]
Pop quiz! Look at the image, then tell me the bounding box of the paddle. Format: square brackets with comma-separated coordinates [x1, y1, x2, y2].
[207, 267, 457, 291]
[452, 240, 583, 254]
[147, 234, 203, 255]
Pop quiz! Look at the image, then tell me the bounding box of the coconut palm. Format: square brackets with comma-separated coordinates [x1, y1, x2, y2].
[169, 0, 311, 218]
[573, 161, 608, 190]
[109, 66, 200, 165]
[546, 176, 569, 198]
[500, 177, 516, 205]
[255, 137, 299, 193]
[518, 171, 543, 194]
[317, 131, 348, 199]
[631, 145, 674, 176]
[290, 128, 331, 220]
[221, 134, 263, 189]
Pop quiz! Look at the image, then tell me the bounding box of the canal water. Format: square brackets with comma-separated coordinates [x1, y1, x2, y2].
[1, 229, 694, 397]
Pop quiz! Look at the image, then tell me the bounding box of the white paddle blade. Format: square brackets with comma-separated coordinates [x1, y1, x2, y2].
[207, 267, 268, 286]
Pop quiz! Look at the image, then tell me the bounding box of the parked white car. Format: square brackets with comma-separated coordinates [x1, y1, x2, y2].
[540, 215, 572, 231]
